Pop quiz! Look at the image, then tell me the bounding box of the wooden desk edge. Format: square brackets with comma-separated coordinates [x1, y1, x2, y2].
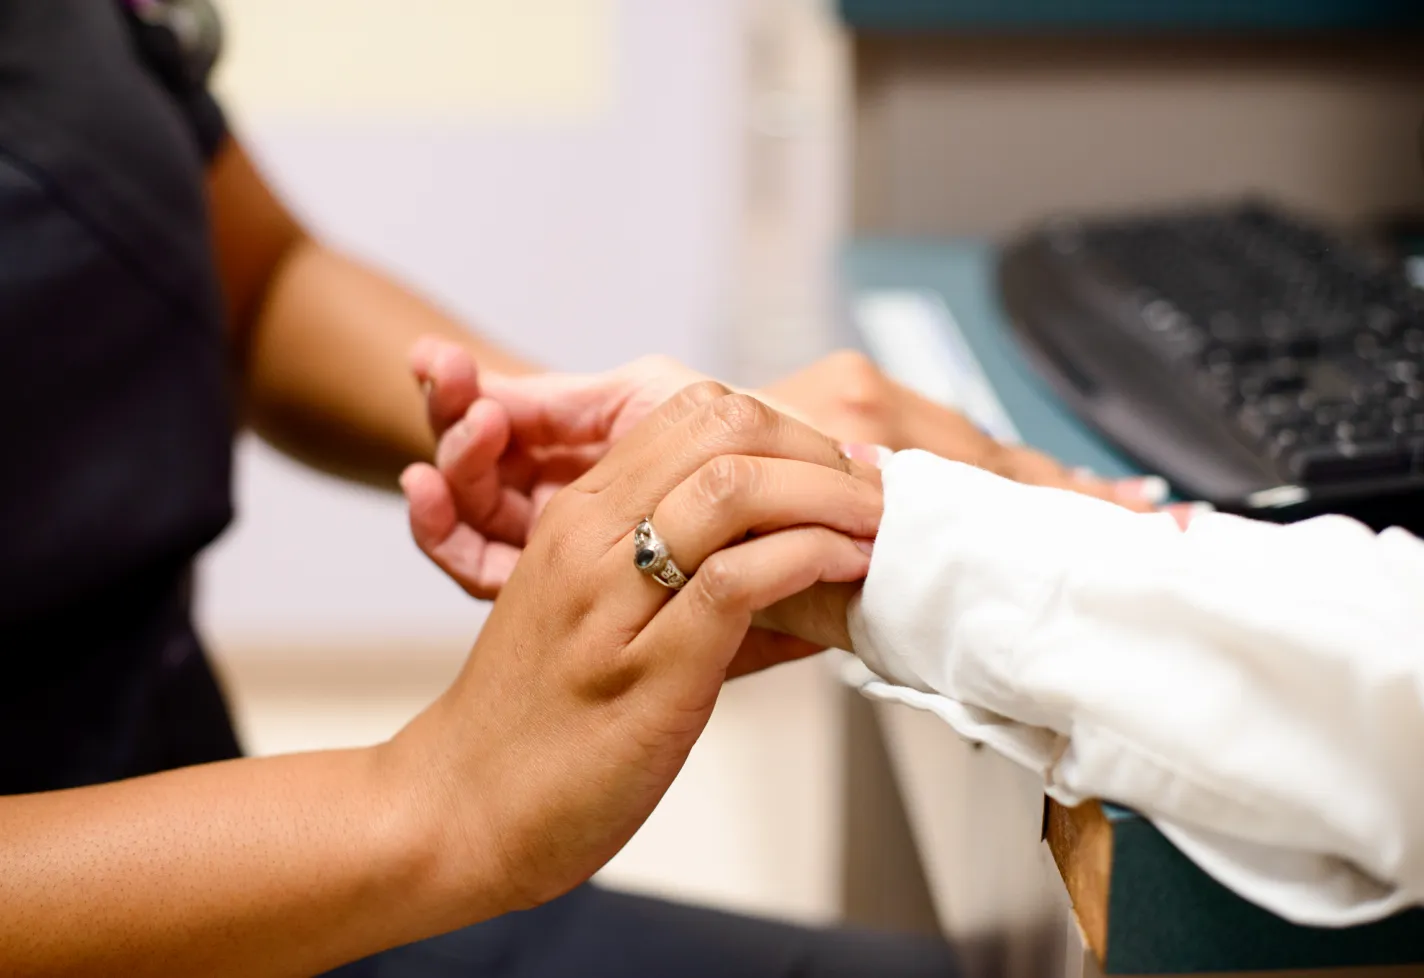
[1047, 799, 1113, 966]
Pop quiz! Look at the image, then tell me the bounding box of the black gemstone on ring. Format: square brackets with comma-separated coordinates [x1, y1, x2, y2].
[635, 548, 657, 569]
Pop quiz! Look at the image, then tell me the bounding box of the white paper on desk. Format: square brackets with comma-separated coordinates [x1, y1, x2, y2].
[852, 289, 1021, 444]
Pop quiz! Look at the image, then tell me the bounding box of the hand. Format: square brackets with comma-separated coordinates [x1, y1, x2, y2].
[405, 339, 716, 598]
[392, 383, 879, 913]
[758, 350, 1163, 511]
[404, 339, 1166, 600]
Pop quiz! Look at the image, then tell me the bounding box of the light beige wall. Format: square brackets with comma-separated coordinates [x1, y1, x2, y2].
[214, 0, 612, 121]
[852, 34, 1424, 237]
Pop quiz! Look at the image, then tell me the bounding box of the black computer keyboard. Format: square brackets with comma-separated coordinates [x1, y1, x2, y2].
[998, 202, 1424, 526]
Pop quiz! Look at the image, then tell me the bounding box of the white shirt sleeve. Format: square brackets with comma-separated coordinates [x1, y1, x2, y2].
[847, 450, 1424, 926]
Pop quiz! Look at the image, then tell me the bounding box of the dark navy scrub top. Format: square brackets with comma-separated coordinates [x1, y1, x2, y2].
[0, 0, 242, 794]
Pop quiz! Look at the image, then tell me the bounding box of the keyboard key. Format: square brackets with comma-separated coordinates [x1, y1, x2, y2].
[1289, 442, 1414, 484]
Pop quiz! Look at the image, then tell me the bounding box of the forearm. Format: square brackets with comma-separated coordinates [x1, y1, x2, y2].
[243, 239, 538, 486]
[208, 140, 538, 488]
[0, 743, 490, 978]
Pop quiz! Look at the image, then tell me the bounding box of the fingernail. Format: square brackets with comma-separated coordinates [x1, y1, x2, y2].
[1073, 466, 1097, 481]
[854, 539, 875, 556]
[840, 443, 893, 469]
[1132, 476, 1171, 505]
[421, 378, 434, 398]
[440, 421, 472, 461]
[398, 466, 418, 494]
[1166, 501, 1215, 529]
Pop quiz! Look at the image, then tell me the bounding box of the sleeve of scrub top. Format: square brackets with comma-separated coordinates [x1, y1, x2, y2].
[126, 0, 229, 160]
[847, 449, 1424, 927]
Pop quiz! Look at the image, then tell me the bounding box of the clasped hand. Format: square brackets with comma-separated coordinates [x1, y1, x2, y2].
[401, 338, 1160, 600]
[391, 381, 879, 913]
[389, 339, 1182, 920]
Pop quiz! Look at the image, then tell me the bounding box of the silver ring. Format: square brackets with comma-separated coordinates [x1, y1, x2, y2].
[633, 518, 689, 591]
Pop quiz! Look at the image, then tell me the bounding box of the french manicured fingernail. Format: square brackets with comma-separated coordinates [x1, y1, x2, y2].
[1129, 476, 1170, 505]
[841, 443, 894, 469]
[854, 539, 875, 556]
[840, 443, 872, 464]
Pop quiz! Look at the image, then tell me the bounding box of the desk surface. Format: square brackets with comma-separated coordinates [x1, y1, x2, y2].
[842, 237, 1424, 974]
[843, 238, 1139, 478]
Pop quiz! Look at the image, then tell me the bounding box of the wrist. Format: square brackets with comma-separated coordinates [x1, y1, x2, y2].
[370, 711, 515, 934]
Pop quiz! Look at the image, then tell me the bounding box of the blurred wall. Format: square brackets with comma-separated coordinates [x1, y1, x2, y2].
[198, 0, 741, 655]
[852, 34, 1424, 237]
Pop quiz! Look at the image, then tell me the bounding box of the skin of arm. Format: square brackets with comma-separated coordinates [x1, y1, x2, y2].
[207, 138, 538, 488]
[0, 569, 855, 978]
[0, 740, 494, 978]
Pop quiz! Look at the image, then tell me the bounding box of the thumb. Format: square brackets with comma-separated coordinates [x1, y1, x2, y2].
[410, 335, 483, 438]
[481, 370, 643, 449]
[482, 370, 632, 447]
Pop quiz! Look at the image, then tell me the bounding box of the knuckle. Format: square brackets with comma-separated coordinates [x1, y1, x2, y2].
[539, 522, 581, 569]
[694, 455, 756, 516]
[678, 379, 733, 406]
[531, 491, 588, 563]
[693, 552, 744, 609]
[709, 391, 775, 435]
[537, 485, 580, 526]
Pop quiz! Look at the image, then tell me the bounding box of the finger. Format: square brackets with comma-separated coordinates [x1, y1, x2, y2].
[516, 444, 607, 530]
[649, 456, 882, 575]
[867, 381, 1156, 513]
[566, 381, 733, 494]
[436, 398, 534, 545]
[402, 464, 522, 599]
[897, 389, 996, 458]
[481, 371, 619, 447]
[984, 445, 1140, 510]
[985, 444, 1071, 487]
[594, 451, 881, 624]
[483, 354, 707, 449]
[840, 442, 894, 469]
[1061, 468, 1153, 511]
[1110, 475, 1170, 513]
[630, 526, 872, 685]
[410, 336, 481, 438]
[752, 579, 861, 654]
[408, 334, 444, 382]
[588, 393, 879, 512]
